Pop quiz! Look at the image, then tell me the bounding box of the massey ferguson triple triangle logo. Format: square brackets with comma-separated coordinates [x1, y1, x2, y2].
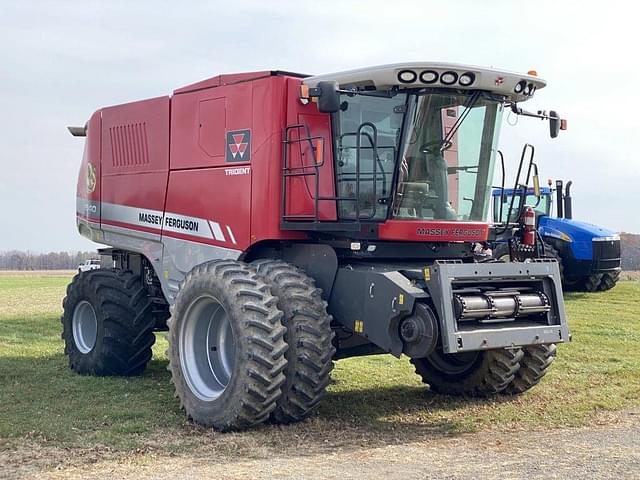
[226, 129, 251, 162]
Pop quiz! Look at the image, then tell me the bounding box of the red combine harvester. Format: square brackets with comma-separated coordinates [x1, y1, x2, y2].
[65, 63, 569, 430]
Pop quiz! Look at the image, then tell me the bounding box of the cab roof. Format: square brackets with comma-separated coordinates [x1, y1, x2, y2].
[304, 62, 546, 102]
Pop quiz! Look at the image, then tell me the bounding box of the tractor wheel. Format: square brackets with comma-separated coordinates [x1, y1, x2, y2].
[61, 269, 156, 376]
[542, 242, 585, 291]
[411, 348, 523, 396]
[583, 273, 604, 292]
[598, 271, 620, 291]
[167, 260, 288, 431]
[504, 344, 556, 395]
[252, 260, 335, 424]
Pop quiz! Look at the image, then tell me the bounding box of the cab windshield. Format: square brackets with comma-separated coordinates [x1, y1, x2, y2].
[333, 91, 504, 222]
[493, 191, 551, 224]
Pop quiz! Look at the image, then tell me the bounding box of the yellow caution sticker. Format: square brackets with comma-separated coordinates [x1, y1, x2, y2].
[398, 293, 404, 305]
[354, 319, 364, 333]
[423, 267, 431, 281]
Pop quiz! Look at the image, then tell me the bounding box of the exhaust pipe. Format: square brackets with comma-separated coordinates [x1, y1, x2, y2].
[564, 181, 573, 220]
[555, 180, 564, 218]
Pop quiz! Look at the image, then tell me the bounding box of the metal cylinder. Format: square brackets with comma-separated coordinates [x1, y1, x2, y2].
[564, 180, 573, 219]
[454, 291, 550, 321]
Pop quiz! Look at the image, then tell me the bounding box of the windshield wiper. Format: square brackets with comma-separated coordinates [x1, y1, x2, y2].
[437, 90, 482, 152]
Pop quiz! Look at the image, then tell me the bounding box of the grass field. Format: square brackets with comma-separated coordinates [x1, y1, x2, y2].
[1, 273, 639, 465]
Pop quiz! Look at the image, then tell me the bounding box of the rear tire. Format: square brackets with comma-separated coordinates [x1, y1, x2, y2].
[504, 344, 556, 395]
[411, 348, 523, 396]
[252, 260, 335, 424]
[167, 260, 288, 431]
[61, 269, 156, 376]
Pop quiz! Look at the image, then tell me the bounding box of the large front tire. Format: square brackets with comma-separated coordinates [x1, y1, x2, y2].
[167, 260, 288, 431]
[61, 269, 156, 376]
[252, 260, 335, 424]
[504, 344, 556, 395]
[411, 348, 523, 396]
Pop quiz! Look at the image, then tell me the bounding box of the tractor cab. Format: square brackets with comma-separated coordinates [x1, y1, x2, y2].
[492, 186, 553, 225]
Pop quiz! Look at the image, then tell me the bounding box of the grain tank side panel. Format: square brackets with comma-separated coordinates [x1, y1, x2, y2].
[99, 96, 170, 237]
[170, 82, 253, 170]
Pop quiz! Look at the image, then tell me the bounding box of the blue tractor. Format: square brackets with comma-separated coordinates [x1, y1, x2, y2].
[491, 181, 621, 291]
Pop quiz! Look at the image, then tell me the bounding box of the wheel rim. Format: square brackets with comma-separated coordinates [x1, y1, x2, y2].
[72, 300, 98, 354]
[427, 349, 480, 376]
[180, 295, 236, 402]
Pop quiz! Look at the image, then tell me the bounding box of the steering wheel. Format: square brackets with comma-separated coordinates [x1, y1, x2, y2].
[419, 139, 453, 154]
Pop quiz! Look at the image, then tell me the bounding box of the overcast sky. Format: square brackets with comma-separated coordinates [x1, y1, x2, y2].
[0, 0, 637, 252]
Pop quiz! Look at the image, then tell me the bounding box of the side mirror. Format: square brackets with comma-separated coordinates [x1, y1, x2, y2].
[316, 81, 340, 113]
[549, 110, 560, 138]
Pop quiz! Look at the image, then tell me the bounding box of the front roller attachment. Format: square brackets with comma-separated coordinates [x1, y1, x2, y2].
[329, 258, 569, 360]
[425, 259, 569, 354]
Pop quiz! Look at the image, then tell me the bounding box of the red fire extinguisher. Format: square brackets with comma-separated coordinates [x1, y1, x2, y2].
[522, 206, 536, 246]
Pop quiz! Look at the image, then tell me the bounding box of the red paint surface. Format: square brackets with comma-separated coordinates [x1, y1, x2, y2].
[164, 167, 252, 249]
[171, 82, 253, 170]
[100, 96, 170, 212]
[283, 78, 337, 221]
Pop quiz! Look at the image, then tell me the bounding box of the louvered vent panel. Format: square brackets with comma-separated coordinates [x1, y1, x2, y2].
[109, 122, 150, 167]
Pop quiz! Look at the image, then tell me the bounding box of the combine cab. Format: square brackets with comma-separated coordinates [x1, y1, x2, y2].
[65, 63, 570, 430]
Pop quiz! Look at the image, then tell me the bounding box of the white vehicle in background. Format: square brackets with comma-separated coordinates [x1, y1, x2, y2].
[78, 259, 100, 273]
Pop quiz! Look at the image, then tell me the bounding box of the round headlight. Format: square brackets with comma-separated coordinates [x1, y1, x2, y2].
[397, 70, 417, 83]
[419, 70, 439, 84]
[514, 80, 526, 94]
[523, 83, 532, 95]
[440, 71, 458, 85]
[459, 72, 475, 86]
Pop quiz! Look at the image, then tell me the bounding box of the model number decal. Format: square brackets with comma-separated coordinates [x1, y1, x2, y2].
[225, 167, 250, 176]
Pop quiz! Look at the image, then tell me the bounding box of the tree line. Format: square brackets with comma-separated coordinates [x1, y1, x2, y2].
[0, 251, 96, 270]
[0, 233, 638, 271]
[621, 233, 640, 271]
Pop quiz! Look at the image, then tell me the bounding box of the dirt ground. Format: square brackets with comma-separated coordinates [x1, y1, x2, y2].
[2, 410, 638, 480]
